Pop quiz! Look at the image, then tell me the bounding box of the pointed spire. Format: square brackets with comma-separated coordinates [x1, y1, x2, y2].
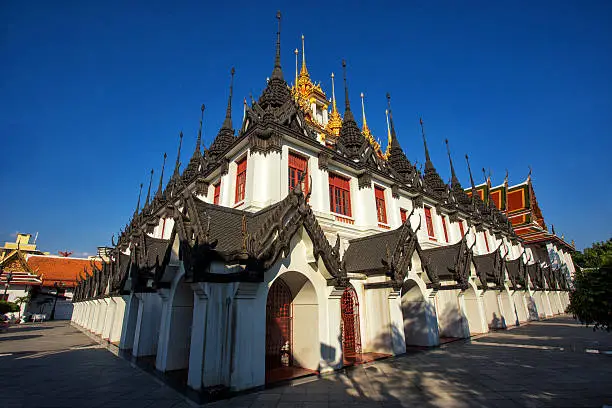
[222, 68, 235, 130]
[342, 59, 351, 113]
[156, 153, 167, 198]
[173, 131, 183, 176]
[195, 104, 205, 154]
[420, 118, 433, 171]
[272, 10, 283, 79]
[301, 34, 308, 75]
[337, 60, 364, 159]
[360, 92, 370, 133]
[445, 139, 459, 183]
[294, 48, 298, 89]
[465, 154, 477, 192]
[145, 168, 154, 207]
[325, 72, 343, 137]
[385, 93, 414, 179]
[243, 97, 247, 122]
[210, 68, 237, 156]
[135, 183, 143, 214]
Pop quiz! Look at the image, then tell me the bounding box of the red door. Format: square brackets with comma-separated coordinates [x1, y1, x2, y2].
[341, 286, 362, 360]
[266, 279, 292, 372]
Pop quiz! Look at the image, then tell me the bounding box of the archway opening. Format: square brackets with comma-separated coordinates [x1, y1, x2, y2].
[341, 285, 363, 364]
[401, 279, 437, 347]
[265, 272, 319, 384]
[164, 277, 194, 380]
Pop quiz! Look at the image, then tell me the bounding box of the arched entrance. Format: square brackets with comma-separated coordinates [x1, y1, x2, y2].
[265, 272, 320, 384]
[341, 286, 362, 363]
[164, 277, 194, 373]
[401, 279, 438, 346]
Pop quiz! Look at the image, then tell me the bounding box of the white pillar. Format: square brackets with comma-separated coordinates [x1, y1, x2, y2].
[132, 292, 162, 357]
[388, 290, 407, 355]
[155, 290, 172, 371]
[188, 283, 209, 391]
[109, 296, 127, 345]
[101, 298, 115, 340]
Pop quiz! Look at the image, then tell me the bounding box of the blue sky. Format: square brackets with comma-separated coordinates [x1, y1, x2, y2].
[1, 1, 610, 255]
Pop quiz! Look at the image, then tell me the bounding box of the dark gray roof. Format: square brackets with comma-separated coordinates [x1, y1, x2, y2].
[143, 235, 171, 267]
[473, 252, 497, 282]
[343, 229, 401, 274]
[421, 242, 463, 281]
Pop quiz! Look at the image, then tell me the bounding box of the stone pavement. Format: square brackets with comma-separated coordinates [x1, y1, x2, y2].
[1, 317, 611, 408]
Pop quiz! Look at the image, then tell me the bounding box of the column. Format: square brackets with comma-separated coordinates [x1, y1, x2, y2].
[187, 283, 209, 391]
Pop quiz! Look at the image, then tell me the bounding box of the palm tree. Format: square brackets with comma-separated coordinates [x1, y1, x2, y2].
[14, 295, 29, 320]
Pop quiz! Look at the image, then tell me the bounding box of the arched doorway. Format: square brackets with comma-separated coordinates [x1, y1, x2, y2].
[341, 286, 362, 363]
[265, 272, 319, 384]
[265, 278, 293, 373]
[164, 277, 194, 373]
[401, 279, 438, 346]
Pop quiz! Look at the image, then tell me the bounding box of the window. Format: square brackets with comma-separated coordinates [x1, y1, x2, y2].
[441, 215, 449, 243]
[213, 182, 221, 205]
[400, 208, 408, 224]
[235, 157, 247, 203]
[483, 231, 490, 252]
[329, 173, 352, 217]
[424, 206, 435, 240]
[374, 186, 387, 224]
[459, 221, 465, 237]
[288, 152, 308, 195]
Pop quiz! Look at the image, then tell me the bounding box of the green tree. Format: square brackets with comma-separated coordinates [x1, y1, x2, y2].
[568, 238, 612, 331]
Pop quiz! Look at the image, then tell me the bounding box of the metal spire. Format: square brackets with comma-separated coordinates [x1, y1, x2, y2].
[272, 10, 283, 79]
[294, 48, 298, 88]
[342, 59, 351, 112]
[173, 131, 183, 175]
[221, 68, 235, 130]
[420, 118, 433, 170]
[445, 139, 458, 183]
[156, 153, 167, 197]
[145, 168, 154, 207]
[195, 104, 205, 154]
[135, 183, 143, 214]
[465, 154, 477, 192]
[331, 72, 338, 112]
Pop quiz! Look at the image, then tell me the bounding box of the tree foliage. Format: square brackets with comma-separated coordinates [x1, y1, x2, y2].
[0, 301, 19, 314]
[568, 238, 612, 332]
[572, 238, 612, 269]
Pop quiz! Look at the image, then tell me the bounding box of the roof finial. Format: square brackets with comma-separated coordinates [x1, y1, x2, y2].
[342, 60, 351, 111]
[272, 10, 282, 77]
[527, 165, 532, 182]
[445, 139, 458, 183]
[243, 97, 247, 122]
[420, 117, 433, 170]
[156, 152, 167, 197]
[220, 68, 235, 131]
[173, 131, 183, 175]
[135, 183, 143, 214]
[504, 169, 509, 185]
[360, 92, 370, 133]
[465, 154, 476, 192]
[300, 34, 308, 75]
[145, 168, 154, 207]
[195, 104, 205, 154]
[331, 72, 337, 112]
[294, 48, 298, 89]
[385, 108, 391, 145]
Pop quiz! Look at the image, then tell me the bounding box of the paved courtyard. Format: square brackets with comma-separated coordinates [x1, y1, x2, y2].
[1, 317, 611, 408]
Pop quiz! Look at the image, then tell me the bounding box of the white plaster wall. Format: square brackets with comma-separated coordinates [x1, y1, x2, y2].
[435, 288, 465, 338]
[482, 290, 504, 329]
[109, 296, 127, 344]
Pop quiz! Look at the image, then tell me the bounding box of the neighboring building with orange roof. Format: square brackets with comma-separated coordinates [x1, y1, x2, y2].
[27, 255, 101, 288]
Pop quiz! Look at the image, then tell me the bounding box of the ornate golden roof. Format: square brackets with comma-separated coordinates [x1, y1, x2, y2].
[325, 72, 343, 137]
[292, 35, 328, 121]
[360, 92, 385, 159]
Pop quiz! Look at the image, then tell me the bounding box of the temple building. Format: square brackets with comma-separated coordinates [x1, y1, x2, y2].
[70, 13, 574, 396]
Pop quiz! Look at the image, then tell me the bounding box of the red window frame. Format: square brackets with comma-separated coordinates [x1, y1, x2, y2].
[459, 221, 465, 237]
[483, 231, 490, 252]
[329, 173, 352, 217]
[213, 182, 221, 205]
[441, 215, 449, 243]
[400, 208, 408, 224]
[235, 157, 247, 203]
[288, 152, 309, 195]
[160, 218, 167, 239]
[424, 206, 436, 240]
[374, 186, 387, 224]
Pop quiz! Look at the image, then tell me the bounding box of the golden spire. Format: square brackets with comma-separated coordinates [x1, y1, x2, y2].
[360, 92, 380, 154]
[360, 92, 371, 137]
[325, 72, 343, 137]
[384, 108, 392, 158]
[293, 48, 299, 100]
[300, 34, 309, 76]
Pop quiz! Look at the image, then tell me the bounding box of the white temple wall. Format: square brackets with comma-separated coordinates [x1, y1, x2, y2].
[109, 296, 127, 344]
[511, 291, 529, 323]
[532, 292, 546, 320]
[94, 299, 107, 335]
[101, 298, 115, 340]
[119, 294, 139, 349]
[499, 289, 517, 327]
[132, 292, 162, 357]
[460, 283, 488, 335]
[482, 290, 504, 329]
[434, 287, 466, 338]
[250, 149, 281, 209]
[400, 276, 439, 347]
